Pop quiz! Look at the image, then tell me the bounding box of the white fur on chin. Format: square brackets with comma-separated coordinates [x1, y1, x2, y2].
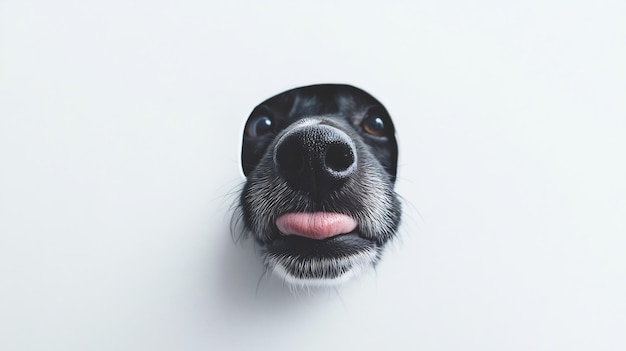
[265, 247, 379, 288]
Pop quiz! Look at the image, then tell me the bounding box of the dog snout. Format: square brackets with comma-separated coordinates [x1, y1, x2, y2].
[273, 123, 357, 197]
[239, 84, 401, 286]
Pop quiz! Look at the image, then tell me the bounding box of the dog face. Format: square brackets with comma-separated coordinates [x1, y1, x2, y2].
[238, 84, 401, 287]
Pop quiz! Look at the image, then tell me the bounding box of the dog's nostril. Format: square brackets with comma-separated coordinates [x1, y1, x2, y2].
[276, 146, 304, 172]
[325, 144, 355, 172]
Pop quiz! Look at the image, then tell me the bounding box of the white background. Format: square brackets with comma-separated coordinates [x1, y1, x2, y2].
[1, 1, 625, 350]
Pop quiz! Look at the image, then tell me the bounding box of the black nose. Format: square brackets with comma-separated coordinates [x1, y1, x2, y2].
[274, 123, 357, 198]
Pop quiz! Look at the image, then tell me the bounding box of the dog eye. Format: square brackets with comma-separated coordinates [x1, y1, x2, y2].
[246, 115, 274, 137]
[362, 115, 388, 137]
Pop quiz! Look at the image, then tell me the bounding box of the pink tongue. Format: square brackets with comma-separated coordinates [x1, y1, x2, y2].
[276, 212, 357, 240]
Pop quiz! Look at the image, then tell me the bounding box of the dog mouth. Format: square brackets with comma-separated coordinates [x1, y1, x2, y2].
[262, 211, 380, 286]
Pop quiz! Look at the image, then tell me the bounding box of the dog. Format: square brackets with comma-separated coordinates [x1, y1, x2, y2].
[236, 84, 401, 287]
